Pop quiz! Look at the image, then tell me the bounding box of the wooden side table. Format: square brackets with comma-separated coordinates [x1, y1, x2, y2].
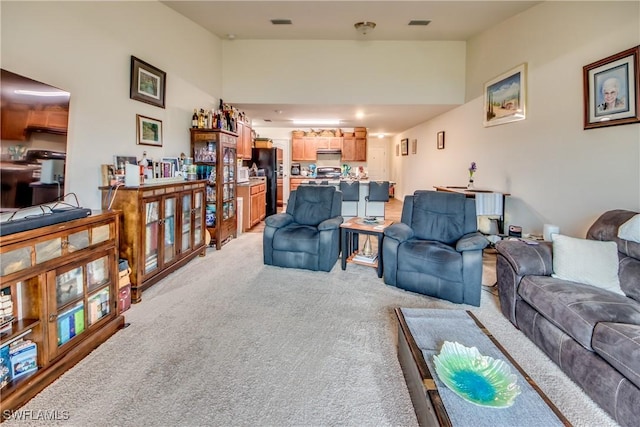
[340, 217, 394, 277]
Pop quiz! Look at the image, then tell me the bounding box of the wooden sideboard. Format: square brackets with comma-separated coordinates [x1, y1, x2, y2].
[100, 181, 207, 303]
[0, 211, 124, 413]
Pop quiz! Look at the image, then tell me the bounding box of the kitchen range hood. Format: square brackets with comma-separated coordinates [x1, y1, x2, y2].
[316, 148, 342, 154]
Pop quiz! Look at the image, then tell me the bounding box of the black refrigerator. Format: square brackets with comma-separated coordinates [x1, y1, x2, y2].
[251, 147, 278, 217]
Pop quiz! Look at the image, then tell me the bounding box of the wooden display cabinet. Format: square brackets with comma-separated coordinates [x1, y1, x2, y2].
[190, 128, 238, 249]
[237, 181, 266, 231]
[100, 181, 206, 303]
[0, 211, 124, 414]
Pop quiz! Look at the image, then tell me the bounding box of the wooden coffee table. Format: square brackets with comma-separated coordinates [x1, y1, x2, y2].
[340, 217, 394, 277]
[395, 308, 570, 426]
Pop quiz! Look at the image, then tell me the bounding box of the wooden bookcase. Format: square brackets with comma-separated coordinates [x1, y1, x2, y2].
[0, 211, 125, 413]
[100, 181, 206, 303]
[190, 128, 238, 249]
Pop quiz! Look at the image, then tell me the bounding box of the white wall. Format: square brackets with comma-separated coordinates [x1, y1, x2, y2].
[391, 1, 640, 237]
[1, 1, 223, 209]
[222, 40, 466, 104]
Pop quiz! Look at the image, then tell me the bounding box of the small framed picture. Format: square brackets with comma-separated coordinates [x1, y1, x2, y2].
[583, 46, 639, 129]
[411, 139, 417, 154]
[401, 138, 409, 156]
[484, 63, 527, 127]
[136, 114, 163, 146]
[130, 56, 166, 108]
[437, 131, 445, 149]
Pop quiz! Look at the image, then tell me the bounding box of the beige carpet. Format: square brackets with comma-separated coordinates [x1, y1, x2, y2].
[4, 233, 616, 426]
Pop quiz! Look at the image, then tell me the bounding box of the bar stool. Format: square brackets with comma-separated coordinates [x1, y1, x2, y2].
[365, 181, 389, 218]
[339, 181, 360, 217]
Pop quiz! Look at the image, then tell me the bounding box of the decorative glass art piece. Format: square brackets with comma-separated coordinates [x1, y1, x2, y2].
[433, 341, 521, 408]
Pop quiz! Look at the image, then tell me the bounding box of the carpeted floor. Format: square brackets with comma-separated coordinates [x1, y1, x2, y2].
[5, 233, 617, 426]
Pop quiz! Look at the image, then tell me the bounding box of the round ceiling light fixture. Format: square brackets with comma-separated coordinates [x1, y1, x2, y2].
[354, 21, 376, 35]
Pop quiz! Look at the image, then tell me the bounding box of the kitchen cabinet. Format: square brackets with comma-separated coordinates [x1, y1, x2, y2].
[292, 135, 364, 161]
[290, 177, 307, 192]
[342, 137, 367, 162]
[0, 211, 124, 414]
[237, 180, 266, 231]
[100, 181, 206, 303]
[1, 107, 29, 141]
[191, 128, 238, 249]
[236, 120, 253, 160]
[277, 178, 283, 207]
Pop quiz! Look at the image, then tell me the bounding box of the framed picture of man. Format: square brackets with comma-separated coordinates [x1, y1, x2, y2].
[583, 46, 639, 129]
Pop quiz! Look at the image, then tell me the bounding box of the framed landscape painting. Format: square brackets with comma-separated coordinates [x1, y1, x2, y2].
[136, 115, 163, 146]
[483, 64, 527, 127]
[583, 46, 639, 129]
[130, 56, 166, 108]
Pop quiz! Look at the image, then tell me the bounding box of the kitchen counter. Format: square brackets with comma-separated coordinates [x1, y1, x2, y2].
[296, 178, 394, 218]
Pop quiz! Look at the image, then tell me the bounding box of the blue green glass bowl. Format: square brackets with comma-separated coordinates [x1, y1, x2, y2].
[433, 341, 521, 408]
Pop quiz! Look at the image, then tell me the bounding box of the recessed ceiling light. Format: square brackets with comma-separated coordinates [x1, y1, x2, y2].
[271, 19, 292, 25]
[377, 134, 385, 139]
[408, 20, 431, 26]
[226, 34, 236, 40]
[293, 119, 341, 126]
[355, 111, 365, 119]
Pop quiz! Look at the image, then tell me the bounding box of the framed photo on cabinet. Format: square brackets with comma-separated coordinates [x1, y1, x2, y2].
[130, 56, 166, 108]
[483, 63, 526, 127]
[583, 46, 639, 129]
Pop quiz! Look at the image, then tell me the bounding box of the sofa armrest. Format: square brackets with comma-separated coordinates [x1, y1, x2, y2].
[384, 222, 414, 243]
[318, 216, 343, 231]
[265, 213, 294, 229]
[495, 240, 553, 276]
[456, 232, 489, 252]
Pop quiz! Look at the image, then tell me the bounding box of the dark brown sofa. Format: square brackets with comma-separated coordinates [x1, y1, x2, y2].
[495, 210, 640, 426]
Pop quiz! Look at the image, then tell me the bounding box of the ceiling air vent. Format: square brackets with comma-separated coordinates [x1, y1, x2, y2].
[271, 19, 293, 25]
[408, 20, 431, 26]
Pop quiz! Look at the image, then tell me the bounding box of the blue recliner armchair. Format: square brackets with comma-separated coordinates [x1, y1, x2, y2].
[263, 185, 343, 272]
[382, 190, 488, 306]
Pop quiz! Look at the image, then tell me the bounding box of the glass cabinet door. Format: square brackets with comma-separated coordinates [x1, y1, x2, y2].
[181, 193, 192, 253]
[143, 199, 160, 274]
[54, 265, 86, 349]
[193, 190, 203, 246]
[163, 196, 177, 264]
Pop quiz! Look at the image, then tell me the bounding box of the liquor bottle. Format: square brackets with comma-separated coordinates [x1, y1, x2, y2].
[208, 110, 214, 129]
[191, 109, 198, 128]
[198, 109, 205, 128]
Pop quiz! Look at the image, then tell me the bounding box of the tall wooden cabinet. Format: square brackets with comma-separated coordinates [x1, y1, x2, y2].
[0, 211, 124, 413]
[190, 129, 238, 249]
[100, 181, 206, 303]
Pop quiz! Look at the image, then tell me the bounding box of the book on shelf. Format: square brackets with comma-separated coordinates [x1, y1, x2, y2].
[353, 253, 378, 264]
[8, 339, 37, 380]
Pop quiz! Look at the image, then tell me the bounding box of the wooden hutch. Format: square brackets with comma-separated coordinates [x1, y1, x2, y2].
[190, 128, 238, 249]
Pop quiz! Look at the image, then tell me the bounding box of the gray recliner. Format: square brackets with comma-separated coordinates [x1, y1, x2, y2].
[263, 185, 343, 272]
[382, 190, 488, 306]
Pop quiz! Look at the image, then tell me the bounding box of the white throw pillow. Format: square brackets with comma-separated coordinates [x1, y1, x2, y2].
[551, 234, 623, 295]
[618, 214, 640, 243]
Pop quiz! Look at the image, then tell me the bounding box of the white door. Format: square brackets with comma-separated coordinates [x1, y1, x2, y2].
[367, 146, 387, 180]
